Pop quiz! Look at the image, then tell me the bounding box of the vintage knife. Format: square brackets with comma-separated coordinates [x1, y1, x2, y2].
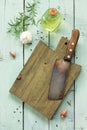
[48, 29, 80, 100]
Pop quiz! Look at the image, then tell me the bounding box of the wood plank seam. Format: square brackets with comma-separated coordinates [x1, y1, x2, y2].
[73, 0, 76, 129]
[22, 0, 25, 130]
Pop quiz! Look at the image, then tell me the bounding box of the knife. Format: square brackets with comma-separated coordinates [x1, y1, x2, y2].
[48, 29, 80, 100]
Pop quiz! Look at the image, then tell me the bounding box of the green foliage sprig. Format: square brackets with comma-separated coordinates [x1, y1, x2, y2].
[7, 13, 29, 37]
[26, 0, 40, 25]
[7, 0, 40, 37]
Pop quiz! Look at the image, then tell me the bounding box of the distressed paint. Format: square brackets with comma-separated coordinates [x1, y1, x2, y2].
[24, 0, 49, 130]
[0, 0, 23, 130]
[0, 0, 87, 130]
[75, 0, 87, 130]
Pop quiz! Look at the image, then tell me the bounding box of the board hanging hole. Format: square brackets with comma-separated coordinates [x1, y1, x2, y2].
[64, 42, 67, 45]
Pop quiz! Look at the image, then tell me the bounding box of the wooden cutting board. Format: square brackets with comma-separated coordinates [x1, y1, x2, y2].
[10, 37, 81, 119]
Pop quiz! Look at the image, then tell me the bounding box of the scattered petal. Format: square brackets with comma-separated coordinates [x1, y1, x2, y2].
[60, 109, 67, 118]
[9, 50, 16, 58]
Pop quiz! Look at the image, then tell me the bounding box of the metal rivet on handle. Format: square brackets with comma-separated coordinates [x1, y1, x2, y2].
[69, 49, 73, 52]
[67, 55, 71, 59]
[72, 42, 75, 45]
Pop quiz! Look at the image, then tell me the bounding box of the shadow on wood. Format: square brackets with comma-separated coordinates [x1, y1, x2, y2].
[10, 37, 81, 119]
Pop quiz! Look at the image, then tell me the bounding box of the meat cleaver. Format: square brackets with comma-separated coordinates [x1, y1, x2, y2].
[48, 29, 80, 100]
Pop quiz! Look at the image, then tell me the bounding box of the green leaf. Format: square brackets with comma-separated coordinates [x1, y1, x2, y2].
[7, 0, 40, 37]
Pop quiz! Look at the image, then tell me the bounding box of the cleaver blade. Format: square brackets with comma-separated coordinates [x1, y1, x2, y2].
[48, 29, 80, 100]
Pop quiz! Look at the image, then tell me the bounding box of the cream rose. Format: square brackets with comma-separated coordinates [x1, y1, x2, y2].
[20, 31, 32, 44]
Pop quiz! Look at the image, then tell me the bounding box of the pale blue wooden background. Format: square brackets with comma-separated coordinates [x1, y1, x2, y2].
[0, 0, 87, 130]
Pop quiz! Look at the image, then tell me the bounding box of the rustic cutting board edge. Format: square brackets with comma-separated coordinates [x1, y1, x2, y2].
[9, 37, 82, 119]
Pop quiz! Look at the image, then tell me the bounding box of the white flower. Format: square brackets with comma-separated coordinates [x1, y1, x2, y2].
[20, 31, 32, 44]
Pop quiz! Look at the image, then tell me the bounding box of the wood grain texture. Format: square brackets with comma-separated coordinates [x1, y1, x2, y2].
[10, 37, 81, 119]
[0, 0, 23, 129]
[24, 1, 49, 130]
[75, 0, 87, 130]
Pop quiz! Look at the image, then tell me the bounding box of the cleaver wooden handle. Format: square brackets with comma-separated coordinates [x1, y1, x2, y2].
[64, 29, 80, 62]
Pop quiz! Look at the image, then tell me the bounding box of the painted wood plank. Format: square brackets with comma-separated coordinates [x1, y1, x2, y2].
[0, 0, 23, 129]
[24, 0, 49, 129]
[24, 0, 49, 63]
[49, 0, 75, 129]
[0, 0, 85, 129]
[75, 0, 87, 129]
